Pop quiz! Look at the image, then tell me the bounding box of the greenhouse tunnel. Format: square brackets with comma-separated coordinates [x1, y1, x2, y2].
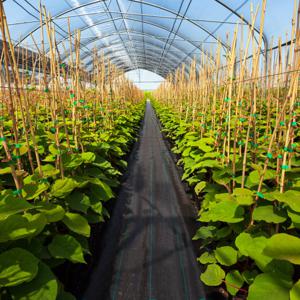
[0, 0, 300, 300]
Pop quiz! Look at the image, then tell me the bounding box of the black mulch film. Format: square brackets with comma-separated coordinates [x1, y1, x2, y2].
[83, 101, 207, 300]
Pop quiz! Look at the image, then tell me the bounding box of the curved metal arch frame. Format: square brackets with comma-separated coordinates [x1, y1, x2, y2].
[108, 58, 173, 77]
[77, 31, 203, 70]
[54, 16, 216, 65]
[83, 39, 192, 70]
[14, 0, 231, 62]
[15, 0, 231, 50]
[129, 0, 267, 50]
[11, 0, 269, 76]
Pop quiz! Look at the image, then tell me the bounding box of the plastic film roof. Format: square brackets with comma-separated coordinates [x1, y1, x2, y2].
[3, 0, 296, 78]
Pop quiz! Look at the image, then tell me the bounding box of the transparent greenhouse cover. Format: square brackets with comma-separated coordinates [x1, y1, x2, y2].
[2, 0, 296, 80]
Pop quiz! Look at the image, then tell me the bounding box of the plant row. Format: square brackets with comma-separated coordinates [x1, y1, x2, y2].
[154, 101, 300, 300]
[0, 99, 145, 300]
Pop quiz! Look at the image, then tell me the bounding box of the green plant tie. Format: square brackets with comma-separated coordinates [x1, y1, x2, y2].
[44, 88, 50, 93]
[291, 143, 297, 149]
[79, 99, 85, 103]
[281, 165, 289, 170]
[224, 97, 231, 102]
[15, 143, 22, 149]
[83, 105, 90, 109]
[238, 141, 244, 146]
[220, 154, 225, 158]
[0, 137, 6, 142]
[293, 112, 297, 116]
[251, 113, 257, 118]
[239, 117, 246, 122]
[292, 121, 297, 127]
[280, 121, 285, 126]
[60, 63, 66, 69]
[256, 192, 264, 199]
[278, 154, 283, 159]
[283, 147, 289, 152]
[267, 152, 273, 159]
[13, 189, 22, 196]
[50, 127, 56, 133]
[70, 93, 75, 98]
[40, 178, 49, 183]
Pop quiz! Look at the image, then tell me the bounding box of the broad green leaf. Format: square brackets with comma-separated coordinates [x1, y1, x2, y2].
[50, 178, 78, 198]
[10, 262, 57, 300]
[62, 213, 90, 237]
[290, 280, 300, 300]
[0, 194, 33, 221]
[197, 252, 216, 264]
[272, 190, 300, 212]
[225, 270, 244, 296]
[35, 164, 59, 177]
[214, 246, 238, 266]
[37, 204, 65, 223]
[287, 208, 300, 228]
[0, 248, 39, 287]
[65, 192, 90, 214]
[200, 264, 225, 286]
[200, 201, 244, 223]
[232, 188, 254, 205]
[253, 205, 287, 223]
[23, 182, 49, 200]
[48, 235, 85, 263]
[263, 233, 300, 264]
[193, 226, 216, 240]
[235, 233, 272, 271]
[248, 273, 292, 300]
[61, 154, 83, 169]
[81, 152, 96, 163]
[88, 178, 114, 201]
[242, 270, 259, 285]
[0, 167, 11, 175]
[0, 213, 47, 242]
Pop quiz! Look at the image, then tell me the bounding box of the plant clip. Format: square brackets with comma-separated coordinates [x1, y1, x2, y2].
[278, 154, 283, 159]
[224, 97, 231, 102]
[266, 152, 273, 159]
[281, 165, 289, 170]
[15, 143, 22, 149]
[251, 113, 257, 118]
[256, 191, 264, 199]
[44, 88, 50, 93]
[12, 155, 21, 160]
[280, 121, 285, 126]
[291, 121, 297, 127]
[238, 140, 244, 146]
[79, 99, 85, 103]
[12, 189, 22, 196]
[291, 143, 297, 149]
[0, 137, 6, 142]
[73, 101, 78, 106]
[39, 178, 49, 184]
[70, 93, 75, 99]
[239, 117, 246, 123]
[50, 127, 56, 133]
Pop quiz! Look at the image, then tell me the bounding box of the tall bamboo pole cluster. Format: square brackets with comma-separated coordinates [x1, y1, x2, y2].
[154, 0, 300, 195]
[0, 2, 142, 191]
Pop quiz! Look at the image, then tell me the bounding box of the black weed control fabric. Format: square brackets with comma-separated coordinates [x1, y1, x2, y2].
[84, 101, 206, 300]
